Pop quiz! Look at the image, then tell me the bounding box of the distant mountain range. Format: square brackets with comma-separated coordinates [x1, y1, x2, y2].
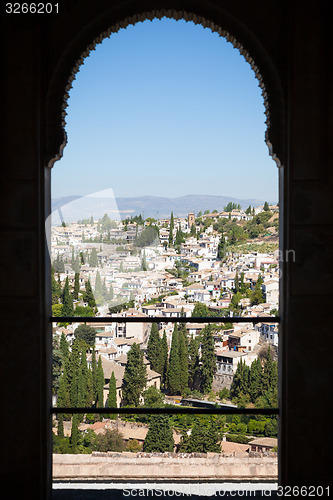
[51, 194, 274, 222]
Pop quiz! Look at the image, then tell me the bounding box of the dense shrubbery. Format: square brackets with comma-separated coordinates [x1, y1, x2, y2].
[225, 434, 250, 444]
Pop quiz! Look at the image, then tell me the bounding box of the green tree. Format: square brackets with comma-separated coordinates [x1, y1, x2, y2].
[54, 254, 65, 273]
[192, 302, 210, 318]
[185, 417, 206, 452]
[261, 346, 278, 396]
[107, 371, 117, 419]
[84, 278, 96, 308]
[96, 356, 105, 410]
[167, 324, 180, 394]
[143, 414, 174, 452]
[250, 273, 264, 306]
[205, 418, 221, 452]
[147, 323, 161, 373]
[134, 226, 159, 247]
[73, 272, 80, 300]
[263, 201, 270, 211]
[217, 231, 227, 261]
[200, 325, 216, 394]
[94, 429, 125, 452]
[74, 324, 96, 348]
[157, 330, 169, 388]
[234, 271, 239, 294]
[57, 365, 70, 421]
[143, 385, 164, 408]
[188, 336, 200, 390]
[77, 347, 93, 417]
[141, 250, 148, 271]
[94, 270, 104, 304]
[62, 276, 73, 317]
[59, 332, 70, 363]
[89, 248, 99, 267]
[52, 267, 62, 304]
[91, 347, 97, 398]
[230, 359, 250, 401]
[70, 414, 80, 452]
[68, 339, 80, 407]
[71, 255, 81, 274]
[168, 212, 174, 247]
[122, 343, 147, 406]
[249, 357, 263, 402]
[178, 324, 189, 394]
[240, 272, 247, 294]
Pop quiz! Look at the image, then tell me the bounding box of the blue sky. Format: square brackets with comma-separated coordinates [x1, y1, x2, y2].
[52, 18, 278, 203]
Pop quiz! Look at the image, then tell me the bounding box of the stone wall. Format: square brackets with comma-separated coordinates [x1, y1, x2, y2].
[53, 453, 278, 481]
[212, 373, 233, 391]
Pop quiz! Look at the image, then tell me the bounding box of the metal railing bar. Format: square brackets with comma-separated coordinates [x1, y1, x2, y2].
[50, 316, 280, 324]
[52, 407, 279, 416]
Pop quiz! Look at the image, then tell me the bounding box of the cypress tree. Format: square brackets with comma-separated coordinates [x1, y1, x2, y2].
[84, 278, 96, 308]
[217, 230, 226, 261]
[240, 272, 246, 294]
[147, 323, 161, 372]
[91, 347, 97, 399]
[77, 347, 92, 409]
[261, 347, 278, 396]
[122, 343, 147, 406]
[186, 418, 206, 453]
[178, 324, 189, 394]
[68, 339, 80, 407]
[59, 332, 70, 363]
[96, 356, 105, 408]
[200, 325, 216, 394]
[101, 278, 108, 302]
[234, 271, 239, 294]
[62, 276, 73, 316]
[143, 414, 174, 452]
[230, 359, 250, 400]
[205, 419, 221, 453]
[157, 330, 169, 389]
[57, 414, 64, 439]
[107, 371, 117, 419]
[52, 266, 62, 304]
[94, 270, 103, 305]
[167, 324, 180, 395]
[57, 365, 71, 422]
[70, 414, 80, 452]
[251, 273, 264, 306]
[141, 250, 148, 271]
[73, 272, 80, 300]
[188, 335, 200, 390]
[168, 212, 174, 247]
[72, 255, 81, 274]
[250, 357, 263, 402]
[89, 247, 98, 267]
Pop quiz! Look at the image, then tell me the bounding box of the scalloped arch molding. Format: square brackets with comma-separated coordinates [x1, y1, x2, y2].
[46, 8, 284, 170]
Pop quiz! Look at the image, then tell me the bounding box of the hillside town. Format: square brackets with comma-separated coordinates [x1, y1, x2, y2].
[52, 203, 279, 455]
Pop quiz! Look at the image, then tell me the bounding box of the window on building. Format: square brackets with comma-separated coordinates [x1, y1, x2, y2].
[50, 15, 280, 489]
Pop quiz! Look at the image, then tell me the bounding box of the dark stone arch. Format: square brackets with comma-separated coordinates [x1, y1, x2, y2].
[45, 2, 285, 170]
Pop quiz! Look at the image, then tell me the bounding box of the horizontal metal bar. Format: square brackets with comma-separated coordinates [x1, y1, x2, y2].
[50, 316, 280, 324]
[52, 407, 279, 416]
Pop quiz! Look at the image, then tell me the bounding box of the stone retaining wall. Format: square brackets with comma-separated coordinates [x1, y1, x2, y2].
[53, 453, 278, 481]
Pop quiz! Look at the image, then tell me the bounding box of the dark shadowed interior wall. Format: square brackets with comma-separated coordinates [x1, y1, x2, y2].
[0, 1, 332, 498]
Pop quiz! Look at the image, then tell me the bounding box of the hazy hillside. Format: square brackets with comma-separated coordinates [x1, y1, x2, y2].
[51, 194, 273, 222]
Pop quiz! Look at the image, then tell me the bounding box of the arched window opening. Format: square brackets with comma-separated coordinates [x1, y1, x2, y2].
[50, 16, 280, 489]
